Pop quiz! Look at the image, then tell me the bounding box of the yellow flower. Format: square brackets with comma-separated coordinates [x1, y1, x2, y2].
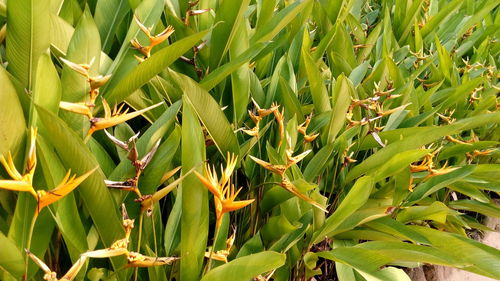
[126, 252, 179, 267]
[251, 98, 279, 117]
[250, 146, 326, 212]
[36, 167, 97, 215]
[132, 15, 174, 58]
[0, 128, 38, 197]
[59, 101, 93, 119]
[26, 249, 88, 281]
[83, 204, 178, 268]
[87, 99, 162, 137]
[298, 114, 319, 143]
[0, 128, 97, 215]
[279, 177, 327, 213]
[195, 153, 254, 228]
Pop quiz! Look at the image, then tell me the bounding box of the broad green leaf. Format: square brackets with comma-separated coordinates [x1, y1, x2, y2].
[200, 251, 286, 281]
[201, 42, 268, 91]
[60, 7, 101, 103]
[313, 176, 374, 243]
[0, 232, 23, 278]
[31, 53, 62, 127]
[180, 98, 208, 281]
[301, 46, 331, 114]
[105, 30, 209, 104]
[36, 106, 125, 269]
[0, 67, 26, 157]
[208, 0, 250, 69]
[251, 0, 312, 43]
[369, 149, 430, 182]
[6, 0, 49, 90]
[326, 74, 354, 143]
[410, 226, 500, 279]
[406, 166, 476, 205]
[449, 200, 500, 218]
[172, 72, 240, 157]
[397, 201, 450, 224]
[420, 0, 463, 40]
[95, 0, 130, 52]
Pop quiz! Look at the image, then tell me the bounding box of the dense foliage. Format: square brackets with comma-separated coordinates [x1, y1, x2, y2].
[0, 0, 499, 280]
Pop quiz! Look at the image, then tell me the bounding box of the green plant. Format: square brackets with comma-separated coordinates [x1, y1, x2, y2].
[0, 0, 499, 280]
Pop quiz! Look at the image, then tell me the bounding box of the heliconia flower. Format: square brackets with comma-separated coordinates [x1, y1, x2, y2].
[36, 167, 98, 214]
[204, 250, 229, 263]
[248, 155, 287, 177]
[297, 114, 319, 143]
[132, 15, 175, 58]
[59, 101, 93, 119]
[303, 133, 319, 143]
[273, 106, 285, 147]
[205, 228, 236, 263]
[60, 57, 93, 78]
[248, 110, 262, 124]
[251, 98, 279, 117]
[87, 99, 162, 137]
[217, 184, 254, 228]
[103, 129, 140, 152]
[88, 74, 111, 91]
[285, 148, 311, 168]
[195, 154, 253, 228]
[26, 249, 88, 281]
[0, 128, 38, 197]
[184, 9, 211, 25]
[279, 177, 327, 213]
[126, 252, 179, 267]
[241, 127, 260, 137]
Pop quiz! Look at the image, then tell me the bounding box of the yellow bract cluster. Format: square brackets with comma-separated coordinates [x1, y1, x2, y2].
[0, 128, 96, 216]
[131, 15, 174, 60]
[195, 153, 254, 229]
[58, 58, 161, 138]
[250, 137, 327, 213]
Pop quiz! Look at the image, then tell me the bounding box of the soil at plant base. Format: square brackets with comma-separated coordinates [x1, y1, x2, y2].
[407, 215, 500, 281]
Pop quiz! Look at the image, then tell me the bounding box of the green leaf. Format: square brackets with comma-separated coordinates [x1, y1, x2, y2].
[94, 0, 130, 52]
[31, 52, 62, 127]
[313, 176, 375, 244]
[0, 232, 23, 278]
[251, 0, 312, 43]
[36, 106, 125, 268]
[301, 45, 331, 114]
[449, 200, 500, 218]
[0, 67, 26, 157]
[208, 0, 250, 69]
[180, 98, 208, 281]
[200, 251, 286, 281]
[6, 0, 49, 90]
[406, 166, 476, 205]
[368, 149, 430, 182]
[105, 30, 209, 104]
[201, 42, 268, 91]
[326, 74, 354, 143]
[397, 201, 450, 224]
[420, 0, 463, 40]
[60, 7, 101, 103]
[172, 72, 240, 157]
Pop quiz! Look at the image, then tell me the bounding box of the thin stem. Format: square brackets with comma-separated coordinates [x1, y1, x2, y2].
[24, 212, 38, 281]
[134, 213, 144, 281]
[205, 225, 221, 274]
[151, 213, 158, 254]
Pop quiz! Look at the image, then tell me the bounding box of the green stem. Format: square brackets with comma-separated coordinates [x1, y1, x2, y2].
[134, 213, 144, 281]
[205, 225, 221, 274]
[24, 212, 38, 281]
